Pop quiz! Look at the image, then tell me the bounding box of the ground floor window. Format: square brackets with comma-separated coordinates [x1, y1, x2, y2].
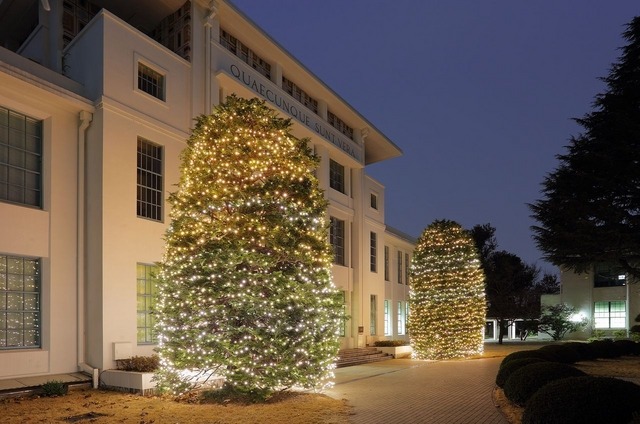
[0, 255, 40, 349]
[137, 263, 158, 344]
[594, 301, 626, 329]
[484, 321, 495, 339]
[384, 300, 391, 336]
[397, 301, 407, 335]
[370, 295, 377, 335]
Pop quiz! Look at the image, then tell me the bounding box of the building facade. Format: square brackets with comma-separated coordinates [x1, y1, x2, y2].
[0, 0, 412, 382]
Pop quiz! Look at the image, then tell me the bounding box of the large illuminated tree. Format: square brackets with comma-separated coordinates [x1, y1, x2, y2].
[155, 95, 342, 398]
[408, 220, 486, 360]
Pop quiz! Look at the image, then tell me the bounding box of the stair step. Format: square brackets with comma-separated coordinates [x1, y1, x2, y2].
[336, 347, 393, 368]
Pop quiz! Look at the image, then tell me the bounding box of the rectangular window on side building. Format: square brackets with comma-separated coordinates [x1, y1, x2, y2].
[137, 263, 158, 344]
[370, 232, 377, 273]
[137, 138, 163, 221]
[329, 159, 345, 194]
[330, 217, 345, 266]
[137, 63, 165, 101]
[370, 295, 377, 335]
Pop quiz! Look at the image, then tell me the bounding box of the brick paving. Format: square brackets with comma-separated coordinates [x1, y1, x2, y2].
[327, 357, 508, 424]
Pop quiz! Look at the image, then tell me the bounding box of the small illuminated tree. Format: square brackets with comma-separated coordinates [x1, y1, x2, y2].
[408, 220, 486, 359]
[155, 95, 342, 399]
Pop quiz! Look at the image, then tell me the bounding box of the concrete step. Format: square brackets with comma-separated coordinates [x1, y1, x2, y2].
[336, 348, 393, 368]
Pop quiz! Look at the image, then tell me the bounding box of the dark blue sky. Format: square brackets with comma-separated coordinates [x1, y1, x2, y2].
[231, 1, 639, 274]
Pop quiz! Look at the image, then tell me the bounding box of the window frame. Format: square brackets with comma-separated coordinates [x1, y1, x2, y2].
[136, 263, 158, 345]
[370, 232, 377, 273]
[329, 159, 345, 194]
[397, 251, 403, 284]
[594, 301, 626, 329]
[370, 294, 377, 335]
[0, 106, 43, 208]
[397, 301, 406, 335]
[330, 216, 345, 266]
[137, 61, 166, 102]
[384, 299, 391, 336]
[136, 137, 164, 222]
[370, 193, 378, 210]
[593, 263, 626, 288]
[384, 246, 390, 281]
[0, 254, 41, 350]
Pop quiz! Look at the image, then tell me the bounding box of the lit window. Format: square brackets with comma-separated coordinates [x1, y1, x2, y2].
[370, 295, 377, 335]
[138, 63, 165, 101]
[384, 246, 390, 281]
[384, 300, 391, 336]
[397, 301, 406, 335]
[370, 232, 377, 273]
[329, 159, 345, 193]
[330, 217, 345, 265]
[594, 301, 626, 329]
[0, 255, 40, 349]
[137, 263, 158, 344]
[137, 138, 163, 221]
[0, 107, 42, 207]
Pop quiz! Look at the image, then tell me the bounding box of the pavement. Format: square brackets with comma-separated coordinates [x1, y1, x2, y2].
[326, 342, 548, 424]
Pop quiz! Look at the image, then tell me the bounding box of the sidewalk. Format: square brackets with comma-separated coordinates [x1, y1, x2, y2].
[326, 341, 546, 424]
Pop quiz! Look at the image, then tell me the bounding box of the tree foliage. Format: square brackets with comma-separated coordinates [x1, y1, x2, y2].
[155, 96, 342, 398]
[538, 303, 587, 341]
[530, 17, 640, 279]
[408, 220, 486, 359]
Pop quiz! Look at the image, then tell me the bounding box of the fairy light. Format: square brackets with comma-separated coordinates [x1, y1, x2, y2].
[408, 220, 486, 360]
[155, 95, 343, 396]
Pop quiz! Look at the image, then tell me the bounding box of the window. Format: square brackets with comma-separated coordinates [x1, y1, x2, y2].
[405, 253, 410, 285]
[327, 110, 354, 140]
[137, 138, 163, 221]
[370, 232, 377, 273]
[330, 217, 345, 265]
[0, 255, 40, 349]
[137, 263, 158, 344]
[594, 263, 626, 287]
[397, 251, 403, 284]
[384, 246, 390, 281]
[397, 301, 406, 335]
[329, 159, 345, 194]
[370, 295, 377, 335]
[0, 107, 42, 207]
[384, 300, 391, 336]
[370, 193, 378, 210]
[220, 29, 271, 79]
[137, 63, 165, 101]
[282, 76, 318, 114]
[339, 291, 346, 337]
[594, 301, 626, 329]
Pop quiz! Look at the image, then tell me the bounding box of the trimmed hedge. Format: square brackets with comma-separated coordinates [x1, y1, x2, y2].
[563, 342, 598, 361]
[500, 349, 557, 368]
[495, 357, 547, 388]
[523, 376, 640, 424]
[503, 362, 586, 406]
[537, 344, 581, 364]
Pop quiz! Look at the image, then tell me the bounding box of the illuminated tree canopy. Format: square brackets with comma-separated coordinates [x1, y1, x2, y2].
[155, 95, 342, 398]
[408, 220, 486, 360]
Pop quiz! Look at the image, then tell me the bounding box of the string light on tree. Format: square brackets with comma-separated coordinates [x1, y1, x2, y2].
[155, 95, 343, 399]
[408, 220, 486, 360]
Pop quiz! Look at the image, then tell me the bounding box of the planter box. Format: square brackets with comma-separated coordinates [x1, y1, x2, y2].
[101, 370, 156, 395]
[377, 345, 412, 358]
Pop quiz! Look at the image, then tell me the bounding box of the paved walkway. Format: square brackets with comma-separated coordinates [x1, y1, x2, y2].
[327, 356, 511, 423]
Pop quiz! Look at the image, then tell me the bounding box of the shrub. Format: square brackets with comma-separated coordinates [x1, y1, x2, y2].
[562, 342, 598, 361]
[116, 355, 160, 372]
[500, 349, 557, 368]
[613, 339, 640, 356]
[522, 376, 640, 424]
[373, 340, 409, 347]
[503, 362, 586, 406]
[588, 339, 621, 359]
[613, 329, 628, 339]
[495, 357, 547, 388]
[537, 344, 581, 364]
[41, 380, 68, 397]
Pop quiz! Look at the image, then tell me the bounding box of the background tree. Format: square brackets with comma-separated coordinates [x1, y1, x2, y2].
[155, 96, 343, 398]
[530, 17, 640, 279]
[538, 304, 587, 340]
[471, 224, 556, 343]
[408, 220, 486, 359]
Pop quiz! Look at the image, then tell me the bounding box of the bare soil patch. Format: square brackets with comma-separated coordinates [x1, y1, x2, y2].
[0, 389, 350, 424]
[494, 356, 640, 424]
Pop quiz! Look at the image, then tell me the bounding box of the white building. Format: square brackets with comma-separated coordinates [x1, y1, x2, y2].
[0, 0, 413, 382]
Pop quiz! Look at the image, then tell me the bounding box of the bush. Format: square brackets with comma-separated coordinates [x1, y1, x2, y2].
[373, 340, 409, 347]
[537, 344, 581, 364]
[40, 380, 68, 397]
[588, 339, 622, 359]
[116, 355, 160, 372]
[503, 362, 586, 406]
[523, 376, 640, 424]
[562, 342, 598, 361]
[495, 357, 547, 388]
[500, 349, 557, 368]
